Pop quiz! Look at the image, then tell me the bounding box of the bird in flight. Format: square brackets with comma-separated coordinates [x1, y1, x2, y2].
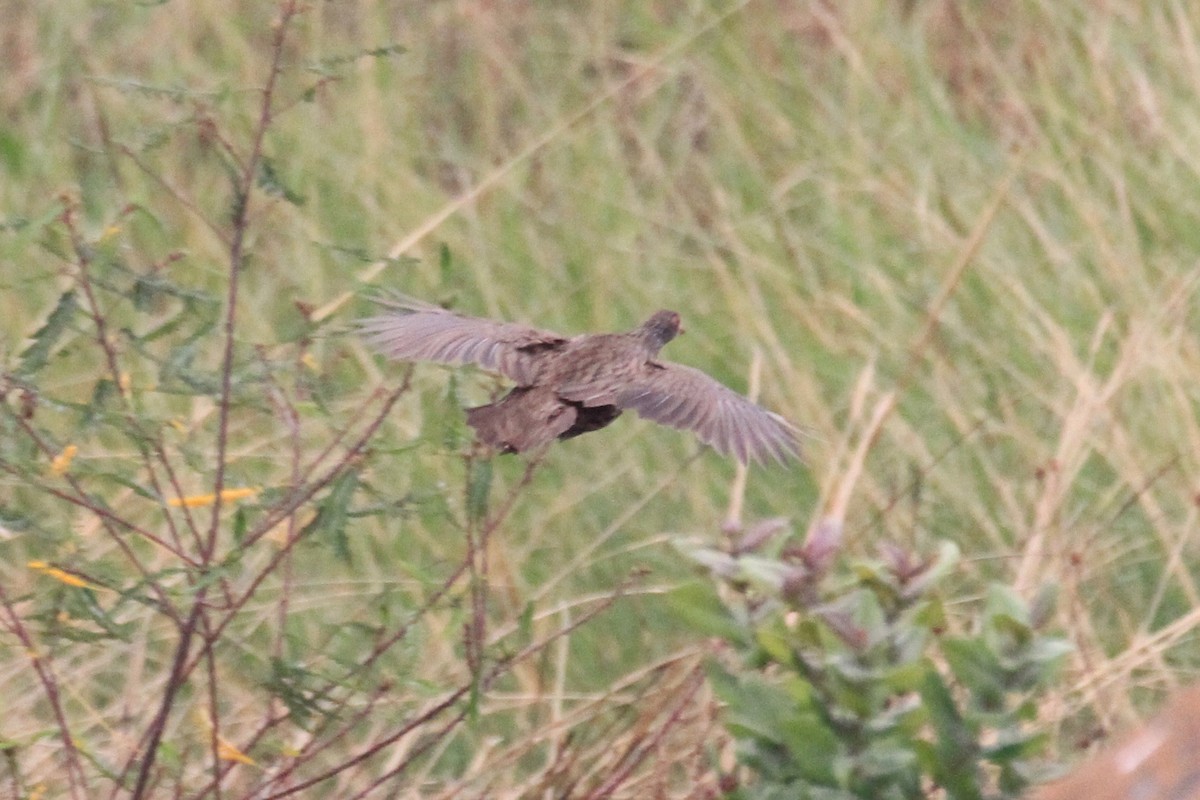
[361, 297, 800, 465]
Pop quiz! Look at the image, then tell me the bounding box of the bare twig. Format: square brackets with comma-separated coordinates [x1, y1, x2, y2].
[206, 0, 297, 563]
[62, 203, 205, 567]
[255, 578, 637, 800]
[6, 416, 186, 623]
[0, 583, 87, 800]
[129, 5, 303, 797]
[583, 663, 707, 799]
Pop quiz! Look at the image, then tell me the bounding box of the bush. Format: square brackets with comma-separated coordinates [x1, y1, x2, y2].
[0, 7, 709, 797]
[674, 517, 1072, 799]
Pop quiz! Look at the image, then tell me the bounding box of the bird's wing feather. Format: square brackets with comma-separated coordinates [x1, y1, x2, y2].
[360, 297, 568, 385]
[615, 362, 801, 465]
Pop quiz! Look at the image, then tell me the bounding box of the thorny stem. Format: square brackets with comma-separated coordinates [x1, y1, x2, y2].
[205, 0, 294, 562]
[7, 415, 184, 623]
[0, 584, 86, 800]
[202, 614, 224, 800]
[584, 663, 707, 800]
[129, 4, 301, 798]
[111, 376, 410, 799]
[464, 452, 486, 675]
[189, 383, 412, 675]
[465, 454, 544, 675]
[0, 456, 196, 572]
[255, 577, 637, 800]
[62, 204, 207, 588]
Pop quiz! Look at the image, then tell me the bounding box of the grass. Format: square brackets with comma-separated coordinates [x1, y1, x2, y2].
[3, 0, 1200, 796]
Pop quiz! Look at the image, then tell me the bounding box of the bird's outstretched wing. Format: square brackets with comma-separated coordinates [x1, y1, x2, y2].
[614, 362, 801, 465]
[360, 297, 568, 385]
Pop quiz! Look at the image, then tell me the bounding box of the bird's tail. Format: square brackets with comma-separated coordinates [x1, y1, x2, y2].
[466, 388, 573, 454]
[465, 401, 520, 453]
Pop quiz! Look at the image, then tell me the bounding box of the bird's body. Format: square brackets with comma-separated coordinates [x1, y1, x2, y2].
[361, 298, 800, 465]
[464, 385, 622, 453]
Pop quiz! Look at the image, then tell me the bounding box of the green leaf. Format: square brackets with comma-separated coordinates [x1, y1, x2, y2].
[257, 157, 306, 206]
[518, 601, 534, 644]
[232, 506, 249, 546]
[709, 666, 840, 786]
[901, 540, 961, 599]
[265, 657, 335, 728]
[987, 612, 1034, 657]
[439, 373, 470, 450]
[919, 669, 982, 800]
[191, 561, 240, 593]
[1, 199, 62, 239]
[736, 556, 795, 593]
[815, 588, 885, 650]
[981, 728, 1048, 762]
[1024, 638, 1073, 668]
[93, 472, 158, 502]
[0, 506, 32, 533]
[667, 581, 746, 642]
[942, 637, 1005, 709]
[70, 588, 134, 641]
[0, 126, 25, 176]
[300, 468, 359, 564]
[852, 739, 919, 782]
[306, 43, 407, 77]
[18, 290, 78, 376]
[156, 739, 183, 772]
[466, 459, 492, 522]
[680, 544, 742, 579]
[155, 312, 220, 392]
[78, 378, 117, 430]
[984, 584, 1031, 628]
[755, 625, 795, 666]
[439, 242, 453, 286]
[467, 669, 482, 724]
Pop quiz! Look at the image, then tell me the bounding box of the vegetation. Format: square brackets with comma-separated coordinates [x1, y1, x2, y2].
[678, 521, 1069, 798]
[2, 1, 1199, 796]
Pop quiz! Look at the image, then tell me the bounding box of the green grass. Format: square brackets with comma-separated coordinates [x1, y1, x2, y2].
[3, 0, 1200, 796]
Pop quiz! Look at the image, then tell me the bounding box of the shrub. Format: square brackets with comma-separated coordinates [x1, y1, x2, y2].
[674, 517, 1071, 799]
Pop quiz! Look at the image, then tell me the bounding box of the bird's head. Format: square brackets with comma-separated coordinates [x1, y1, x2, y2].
[640, 310, 684, 351]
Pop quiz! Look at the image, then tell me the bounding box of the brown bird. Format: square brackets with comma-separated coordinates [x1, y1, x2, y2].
[361, 297, 801, 465]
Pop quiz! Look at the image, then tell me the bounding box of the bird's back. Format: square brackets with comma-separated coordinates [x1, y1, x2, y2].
[545, 333, 653, 391]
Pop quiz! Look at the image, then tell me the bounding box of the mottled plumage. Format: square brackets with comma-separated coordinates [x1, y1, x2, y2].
[360, 297, 800, 465]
